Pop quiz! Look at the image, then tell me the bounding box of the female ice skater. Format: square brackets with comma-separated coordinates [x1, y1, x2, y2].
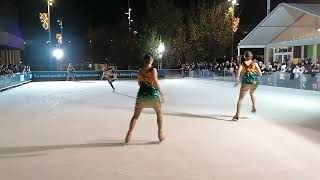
[100, 64, 108, 80]
[66, 63, 76, 81]
[125, 53, 165, 143]
[106, 68, 117, 92]
[233, 51, 262, 121]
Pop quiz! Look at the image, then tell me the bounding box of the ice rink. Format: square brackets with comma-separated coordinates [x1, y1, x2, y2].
[1, 79, 320, 180]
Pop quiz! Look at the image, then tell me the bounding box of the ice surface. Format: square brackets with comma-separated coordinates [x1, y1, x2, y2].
[0, 79, 320, 180]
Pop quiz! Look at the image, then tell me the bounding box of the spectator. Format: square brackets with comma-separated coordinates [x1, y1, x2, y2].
[182, 58, 319, 87]
[0, 64, 30, 76]
[312, 64, 320, 90]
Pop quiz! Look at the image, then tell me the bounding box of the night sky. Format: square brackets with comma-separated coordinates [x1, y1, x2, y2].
[4, 0, 319, 67]
[8, 0, 320, 41]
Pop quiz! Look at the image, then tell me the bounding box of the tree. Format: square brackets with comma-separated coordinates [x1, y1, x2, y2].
[145, 0, 183, 41]
[88, 18, 141, 68]
[188, 2, 233, 61]
[136, 27, 161, 58]
[86, 0, 235, 68]
[168, 1, 234, 63]
[167, 24, 191, 65]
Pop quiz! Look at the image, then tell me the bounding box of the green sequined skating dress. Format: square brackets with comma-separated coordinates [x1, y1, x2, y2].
[241, 62, 259, 90]
[135, 68, 161, 108]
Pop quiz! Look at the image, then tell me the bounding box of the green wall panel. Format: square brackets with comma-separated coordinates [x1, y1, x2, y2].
[307, 45, 313, 59]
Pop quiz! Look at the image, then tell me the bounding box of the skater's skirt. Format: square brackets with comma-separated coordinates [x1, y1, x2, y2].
[240, 83, 258, 91]
[135, 84, 161, 108]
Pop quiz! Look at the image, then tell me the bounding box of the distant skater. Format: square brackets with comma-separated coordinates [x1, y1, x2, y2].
[66, 63, 76, 81]
[125, 53, 165, 143]
[100, 64, 108, 80]
[106, 68, 117, 92]
[233, 51, 262, 121]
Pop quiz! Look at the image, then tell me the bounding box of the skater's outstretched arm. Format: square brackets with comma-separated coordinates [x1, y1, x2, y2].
[235, 65, 243, 86]
[152, 68, 163, 93]
[254, 63, 262, 76]
[152, 68, 164, 102]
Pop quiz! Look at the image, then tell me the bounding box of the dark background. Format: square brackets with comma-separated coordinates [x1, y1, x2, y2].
[8, 0, 319, 38]
[6, 0, 320, 68]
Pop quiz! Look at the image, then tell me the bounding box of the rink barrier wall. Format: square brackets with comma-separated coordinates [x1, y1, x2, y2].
[186, 70, 320, 92]
[31, 70, 169, 81]
[0, 72, 32, 91]
[32, 71, 102, 81]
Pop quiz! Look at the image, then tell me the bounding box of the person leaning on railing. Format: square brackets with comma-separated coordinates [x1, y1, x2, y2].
[2, 64, 12, 75]
[312, 63, 320, 73]
[0, 64, 3, 75]
[311, 64, 320, 91]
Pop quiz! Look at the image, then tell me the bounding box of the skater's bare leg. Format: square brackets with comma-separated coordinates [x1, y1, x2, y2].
[249, 89, 256, 112]
[234, 88, 248, 120]
[101, 73, 106, 80]
[154, 106, 165, 142]
[108, 81, 115, 91]
[125, 107, 143, 143]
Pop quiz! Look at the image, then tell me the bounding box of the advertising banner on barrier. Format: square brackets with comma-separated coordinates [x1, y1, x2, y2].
[32, 70, 165, 81]
[32, 71, 101, 81]
[115, 71, 138, 78]
[0, 72, 32, 91]
[114, 70, 164, 78]
[20, 74, 25, 82]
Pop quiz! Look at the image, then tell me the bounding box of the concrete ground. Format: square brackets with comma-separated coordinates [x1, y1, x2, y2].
[0, 79, 320, 180]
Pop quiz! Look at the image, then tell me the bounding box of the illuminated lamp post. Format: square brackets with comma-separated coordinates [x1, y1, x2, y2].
[227, 0, 239, 61]
[157, 42, 165, 69]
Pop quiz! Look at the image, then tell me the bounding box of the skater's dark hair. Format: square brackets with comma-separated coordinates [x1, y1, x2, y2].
[244, 51, 253, 60]
[143, 53, 153, 64]
[241, 51, 253, 64]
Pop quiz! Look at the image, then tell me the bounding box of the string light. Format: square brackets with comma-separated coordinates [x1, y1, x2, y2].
[48, 0, 53, 6]
[125, 0, 133, 32]
[39, 13, 49, 31]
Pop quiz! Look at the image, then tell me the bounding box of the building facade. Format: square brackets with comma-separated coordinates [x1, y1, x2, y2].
[0, 0, 24, 65]
[238, 3, 320, 64]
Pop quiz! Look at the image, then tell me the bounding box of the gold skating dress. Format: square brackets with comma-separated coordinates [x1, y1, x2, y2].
[241, 62, 259, 90]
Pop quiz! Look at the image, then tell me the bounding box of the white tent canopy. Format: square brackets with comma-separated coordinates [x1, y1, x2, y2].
[238, 3, 320, 49]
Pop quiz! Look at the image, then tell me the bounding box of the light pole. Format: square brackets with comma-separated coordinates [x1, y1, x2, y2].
[55, 19, 63, 70]
[52, 48, 64, 70]
[125, 0, 133, 32]
[47, 0, 53, 51]
[228, 0, 238, 62]
[52, 48, 64, 60]
[57, 19, 63, 47]
[267, 0, 271, 16]
[157, 42, 165, 69]
[47, 0, 53, 70]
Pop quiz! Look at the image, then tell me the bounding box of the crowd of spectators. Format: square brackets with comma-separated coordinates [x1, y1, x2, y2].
[0, 64, 31, 76]
[181, 61, 238, 74]
[181, 58, 320, 75]
[180, 58, 320, 90]
[257, 59, 320, 75]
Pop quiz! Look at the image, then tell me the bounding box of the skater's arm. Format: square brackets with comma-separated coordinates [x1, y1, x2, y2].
[255, 63, 262, 76]
[235, 65, 242, 85]
[152, 68, 163, 95]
